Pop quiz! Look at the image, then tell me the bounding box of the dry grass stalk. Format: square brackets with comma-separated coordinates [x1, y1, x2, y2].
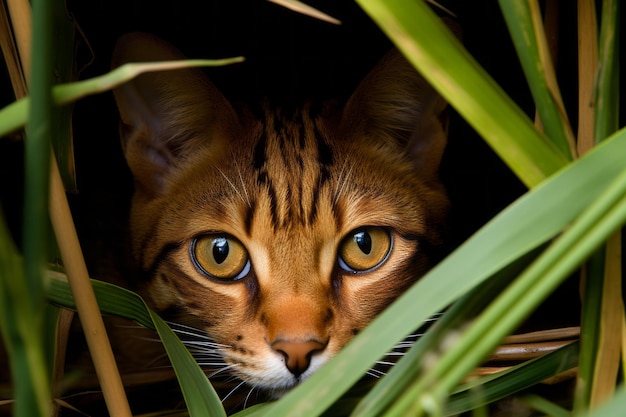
[0, 1, 27, 98]
[4, 0, 30, 84]
[49, 155, 132, 417]
[576, 0, 598, 156]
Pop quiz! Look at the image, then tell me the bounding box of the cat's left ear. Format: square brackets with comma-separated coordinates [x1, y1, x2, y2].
[111, 32, 237, 197]
[341, 48, 449, 181]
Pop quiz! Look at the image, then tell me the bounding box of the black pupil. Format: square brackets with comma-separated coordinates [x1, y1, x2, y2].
[212, 238, 229, 264]
[354, 231, 372, 255]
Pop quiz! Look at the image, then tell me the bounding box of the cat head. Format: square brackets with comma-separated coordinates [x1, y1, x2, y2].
[112, 32, 449, 396]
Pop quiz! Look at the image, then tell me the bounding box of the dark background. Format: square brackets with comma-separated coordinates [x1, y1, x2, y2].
[66, 0, 532, 245]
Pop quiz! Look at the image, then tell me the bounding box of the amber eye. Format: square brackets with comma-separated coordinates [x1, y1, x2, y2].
[190, 234, 250, 281]
[338, 227, 392, 273]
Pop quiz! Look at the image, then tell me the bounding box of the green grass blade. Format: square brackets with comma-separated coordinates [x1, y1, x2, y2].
[0, 57, 244, 138]
[594, 0, 620, 142]
[576, 250, 606, 410]
[445, 341, 579, 416]
[356, 0, 569, 188]
[520, 394, 572, 417]
[46, 273, 226, 417]
[15, 0, 55, 414]
[387, 155, 626, 416]
[0, 208, 51, 417]
[255, 127, 626, 417]
[23, 0, 53, 309]
[498, 0, 576, 159]
[352, 249, 543, 417]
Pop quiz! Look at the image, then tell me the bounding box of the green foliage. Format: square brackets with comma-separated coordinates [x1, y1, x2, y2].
[0, 0, 622, 416]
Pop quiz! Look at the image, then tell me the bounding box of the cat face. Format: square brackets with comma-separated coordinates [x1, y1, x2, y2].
[112, 32, 449, 397]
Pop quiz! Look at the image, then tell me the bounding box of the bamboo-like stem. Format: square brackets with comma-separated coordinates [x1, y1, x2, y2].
[577, 0, 598, 156]
[49, 155, 132, 417]
[5, 0, 30, 83]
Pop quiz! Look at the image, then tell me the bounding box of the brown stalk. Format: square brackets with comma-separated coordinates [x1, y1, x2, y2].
[4, 0, 30, 83]
[0, 1, 27, 98]
[576, 0, 598, 156]
[2, 0, 132, 414]
[49, 155, 132, 417]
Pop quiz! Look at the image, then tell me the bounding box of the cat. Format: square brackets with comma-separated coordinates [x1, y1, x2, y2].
[111, 31, 450, 401]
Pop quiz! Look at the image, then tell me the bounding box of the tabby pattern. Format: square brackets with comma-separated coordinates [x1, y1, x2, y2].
[112, 32, 449, 398]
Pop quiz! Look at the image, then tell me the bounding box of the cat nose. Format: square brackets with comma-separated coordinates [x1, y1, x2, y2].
[271, 339, 326, 378]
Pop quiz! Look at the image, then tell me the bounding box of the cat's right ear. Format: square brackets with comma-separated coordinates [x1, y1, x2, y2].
[112, 32, 237, 197]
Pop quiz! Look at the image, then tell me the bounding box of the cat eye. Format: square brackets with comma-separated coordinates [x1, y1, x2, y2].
[190, 234, 250, 281]
[338, 227, 392, 273]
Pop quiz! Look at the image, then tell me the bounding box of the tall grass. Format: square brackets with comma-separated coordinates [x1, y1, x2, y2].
[0, 0, 623, 416]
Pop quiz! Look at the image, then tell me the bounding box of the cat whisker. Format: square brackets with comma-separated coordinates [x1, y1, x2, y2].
[221, 380, 247, 404]
[365, 369, 386, 379]
[216, 166, 250, 209]
[333, 159, 355, 206]
[243, 386, 257, 410]
[206, 363, 239, 379]
[382, 351, 407, 357]
[232, 155, 252, 209]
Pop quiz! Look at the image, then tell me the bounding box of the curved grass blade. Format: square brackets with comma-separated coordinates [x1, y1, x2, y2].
[386, 153, 626, 416]
[445, 341, 579, 416]
[0, 57, 244, 138]
[46, 272, 227, 417]
[356, 0, 569, 188]
[498, 0, 576, 159]
[254, 124, 626, 416]
[352, 248, 545, 417]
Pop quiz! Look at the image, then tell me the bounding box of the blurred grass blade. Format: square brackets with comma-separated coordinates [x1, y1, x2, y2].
[0, 57, 244, 138]
[46, 272, 227, 417]
[23, 0, 51, 312]
[266, 0, 341, 24]
[577, 385, 626, 417]
[0, 207, 51, 417]
[256, 126, 626, 417]
[17, 0, 54, 414]
[386, 153, 626, 416]
[445, 341, 579, 416]
[352, 248, 544, 417]
[498, 0, 576, 159]
[356, 0, 569, 188]
[521, 394, 572, 417]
